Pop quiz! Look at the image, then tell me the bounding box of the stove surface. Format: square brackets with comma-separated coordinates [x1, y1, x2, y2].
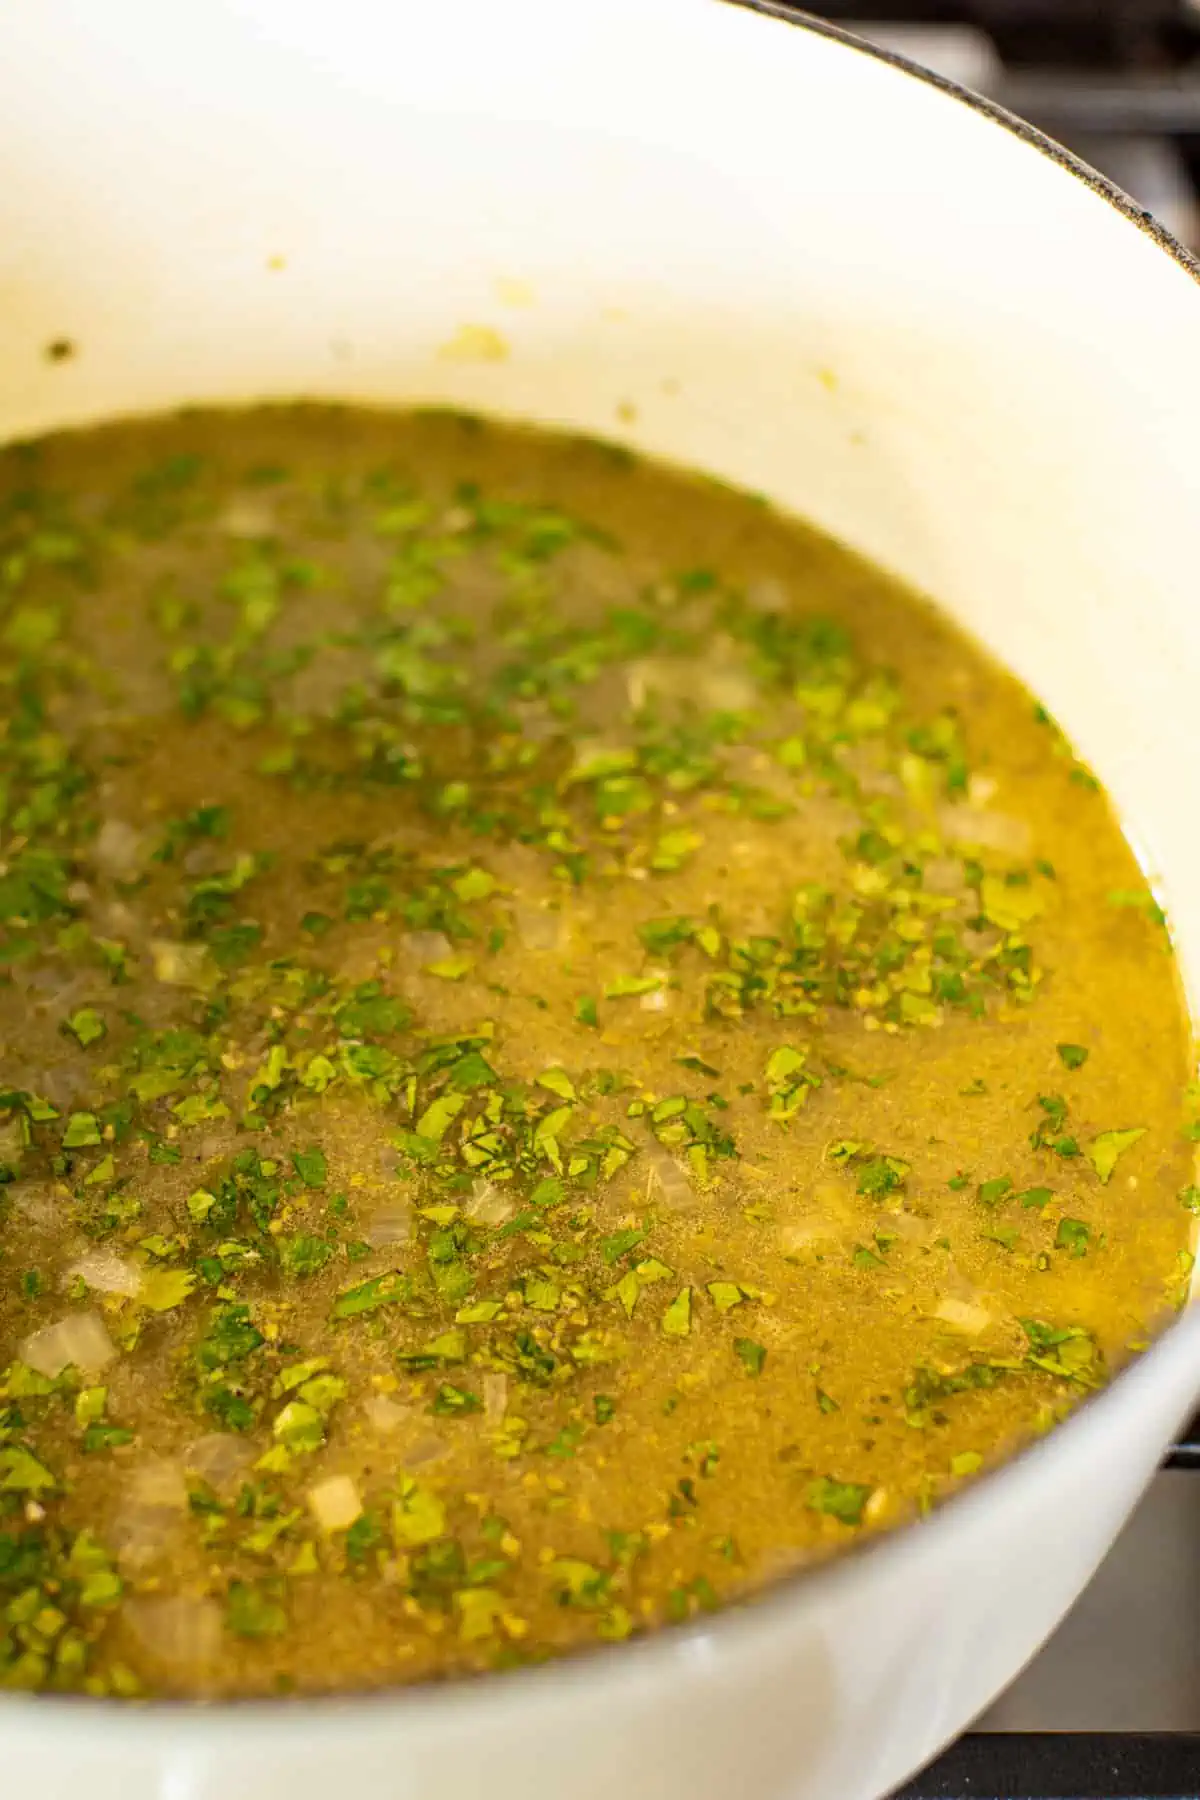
[812, 2, 1200, 248]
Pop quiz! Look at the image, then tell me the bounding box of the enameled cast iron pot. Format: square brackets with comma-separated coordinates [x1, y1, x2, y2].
[2, 3, 1200, 1796]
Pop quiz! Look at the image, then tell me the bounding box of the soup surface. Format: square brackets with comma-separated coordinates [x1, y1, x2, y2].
[0, 406, 1192, 1699]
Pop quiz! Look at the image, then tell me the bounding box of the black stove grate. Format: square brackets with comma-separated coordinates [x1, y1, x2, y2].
[810, 1, 1200, 217]
[811, 0, 1195, 67]
[1166, 1414, 1200, 1470]
[897, 1733, 1200, 1800]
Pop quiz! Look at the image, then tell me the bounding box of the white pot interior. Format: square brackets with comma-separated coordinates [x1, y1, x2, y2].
[2, 4, 1200, 1798]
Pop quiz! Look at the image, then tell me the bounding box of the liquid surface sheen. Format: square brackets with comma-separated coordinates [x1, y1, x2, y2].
[0, 406, 1191, 1699]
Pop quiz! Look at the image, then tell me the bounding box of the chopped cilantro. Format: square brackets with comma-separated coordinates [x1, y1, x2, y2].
[806, 1478, 872, 1527]
[291, 1146, 328, 1189]
[1055, 1218, 1091, 1258]
[1086, 1128, 1146, 1185]
[226, 1581, 288, 1638]
[734, 1337, 766, 1376]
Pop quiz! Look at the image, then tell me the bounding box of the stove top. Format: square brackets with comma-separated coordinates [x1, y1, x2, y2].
[814, 1, 1200, 248]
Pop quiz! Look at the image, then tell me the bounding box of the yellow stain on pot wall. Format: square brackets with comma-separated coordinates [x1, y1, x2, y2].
[437, 323, 510, 363]
[494, 277, 536, 307]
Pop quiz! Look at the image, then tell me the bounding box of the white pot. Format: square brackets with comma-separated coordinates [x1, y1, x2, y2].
[2, 3, 1200, 1795]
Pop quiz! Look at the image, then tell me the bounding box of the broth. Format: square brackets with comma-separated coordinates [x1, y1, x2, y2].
[0, 405, 1191, 1697]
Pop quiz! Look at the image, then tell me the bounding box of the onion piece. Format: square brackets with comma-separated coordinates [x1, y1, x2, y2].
[464, 1180, 514, 1227]
[483, 1372, 508, 1425]
[307, 1474, 363, 1532]
[364, 1202, 412, 1249]
[124, 1596, 222, 1669]
[20, 1310, 117, 1378]
[363, 1395, 409, 1434]
[217, 495, 275, 539]
[150, 939, 209, 987]
[881, 1211, 933, 1245]
[184, 1433, 256, 1492]
[10, 1183, 58, 1226]
[698, 666, 757, 712]
[67, 1249, 143, 1299]
[645, 1145, 695, 1213]
[512, 905, 562, 953]
[126, 1459, 189, 1511]
[93, 818, 146, 879]
[933, 1296, 993, 1335]
[404, 1434, 449, 1468]
[110, 1501, 179, 1572]
[0, 1115, 26, 1164]
[920, 857, 965, 897]
[400, 929, 452, 966]
[778, 1217, 836, 1256]
[746, 576, 789, 614]
[938, 804, 1032, 858]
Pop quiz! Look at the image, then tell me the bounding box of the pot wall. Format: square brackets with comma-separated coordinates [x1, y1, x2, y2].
[1, 3, 1199, 1796]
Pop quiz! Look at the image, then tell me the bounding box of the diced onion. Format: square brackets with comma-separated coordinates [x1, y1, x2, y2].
[180, 842, 226, 878]
[882, 1211, 933, 1245]
[111, 1505, 177, 1571]
[403, 1434, 449, 1468]
[464, 1180, 514, 1227]
[32, 1063, 90, 1110]
[645, 1145, 695, 1213]
[217, 496, 275, 539]
[933, 1296, 994, 1335]
[10, 1184, 58, 1226]
[639, 987, 669, 1013]
[150, 939, 209, 987]
[365, 1203, 412, 1248]
[184, 1433, 257, 1491]
[307, 1474, 363, 1532]
[20, 1310, 117, 1378]
[698, 667, 756, 712]
[778, 1218, 834, 1256]
[0, 1116, 26, 1163]
[512, 905, 562, 953]
[124, 1596, 222, 1669]
[919, 857, 965, 897]
[363, 1395, 409, 1433]
[939, 805, 1031, 858]
[67, 1249, 142, 1299]
[400, 929, 452, 966]
[127, 1459, 189, 1511]
[483, 1373, 508, 1425]
[93, 818, 145, 879]
[196, 1132, 233, 1163]
[746, 577, 789, 614]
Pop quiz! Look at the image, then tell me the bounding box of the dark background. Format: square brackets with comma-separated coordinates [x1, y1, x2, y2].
[807, 1, 1200, 244]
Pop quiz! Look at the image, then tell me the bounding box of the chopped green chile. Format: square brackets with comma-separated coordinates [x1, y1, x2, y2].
[0, 405, 1190, 1700]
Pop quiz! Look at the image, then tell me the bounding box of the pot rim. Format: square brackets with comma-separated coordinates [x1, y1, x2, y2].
[4, 0, 1199, 1740]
